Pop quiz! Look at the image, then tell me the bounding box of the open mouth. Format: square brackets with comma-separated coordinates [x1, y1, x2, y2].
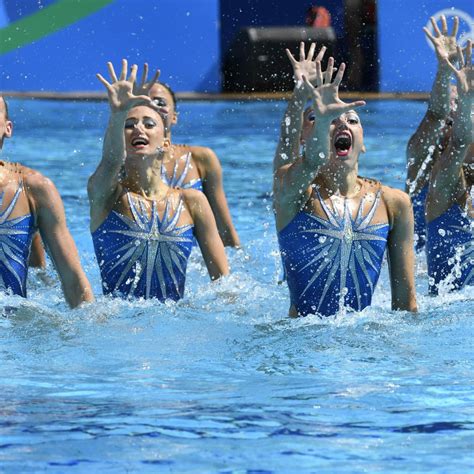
[334, 132, 352, 157]
[131, 137, 149, 148]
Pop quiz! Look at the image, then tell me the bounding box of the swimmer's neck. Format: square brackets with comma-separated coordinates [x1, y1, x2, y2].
[316, 167, 360, 198]
[122, 161, 169, 198]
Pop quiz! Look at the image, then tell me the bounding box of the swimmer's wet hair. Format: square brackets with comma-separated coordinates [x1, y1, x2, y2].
[159, 82, 177, 111]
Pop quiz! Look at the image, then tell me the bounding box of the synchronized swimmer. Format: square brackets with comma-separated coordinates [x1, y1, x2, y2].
[0, 15, 472, 315]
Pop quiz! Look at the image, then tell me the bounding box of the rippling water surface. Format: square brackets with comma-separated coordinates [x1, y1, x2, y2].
[1, 99, 473, 472]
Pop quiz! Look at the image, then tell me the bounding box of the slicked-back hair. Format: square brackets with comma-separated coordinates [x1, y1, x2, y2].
[159, 82, 177, 111]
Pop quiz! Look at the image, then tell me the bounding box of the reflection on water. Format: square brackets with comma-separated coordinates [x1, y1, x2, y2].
[1, 99, 473, 471]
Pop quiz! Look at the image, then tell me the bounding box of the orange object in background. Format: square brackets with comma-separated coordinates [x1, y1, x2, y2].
[305, 5, 331, 27]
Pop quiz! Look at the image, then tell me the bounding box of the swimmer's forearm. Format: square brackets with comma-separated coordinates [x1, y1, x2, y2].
[427, 66, 452, 118]
[102, 111, 128, 165]
[275, 91, 306, 169]
[304, 118, 330, 168]
[451, 93, 472, 146]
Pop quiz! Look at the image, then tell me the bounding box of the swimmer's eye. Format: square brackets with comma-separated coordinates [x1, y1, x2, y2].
[152, 97, 167, 107]
[143, 118, 157, 129]
[308, 112, 316, 122]
[124, 119, 137, 129]
[446, 117, 454, 127]
[346, 115, 360, 125]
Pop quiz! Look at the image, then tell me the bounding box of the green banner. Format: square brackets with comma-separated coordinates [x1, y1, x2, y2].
[0, 0, 114, 54]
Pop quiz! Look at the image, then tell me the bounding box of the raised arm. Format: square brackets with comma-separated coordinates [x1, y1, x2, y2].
[88, 60, 159, 228]
[30, 174, 94, 308]
[273, 42, 327, 171]
[184, 190, 229, 280]
[385, 188, 418, 312]
[406, 15, 459, 192]
[273, 59, 365, 228]
[427, 40, 473, 220]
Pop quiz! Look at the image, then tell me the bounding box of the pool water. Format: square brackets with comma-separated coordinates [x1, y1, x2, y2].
[0, 99, 472, 472]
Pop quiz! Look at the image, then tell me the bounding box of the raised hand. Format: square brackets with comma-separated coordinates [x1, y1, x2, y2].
[424, 15, 459, 66]
[286, 41, 327, 89]
[133, 62, 161, 97]
[303, 59, 365, 122]
[96, 59, 156, 113]
[447, 40, 473, 96]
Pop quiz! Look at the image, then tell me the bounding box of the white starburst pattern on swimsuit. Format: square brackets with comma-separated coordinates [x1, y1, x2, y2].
[103, 193, 194, 299]
[0, 181, 33, 294]
[298, 190, 388, 313]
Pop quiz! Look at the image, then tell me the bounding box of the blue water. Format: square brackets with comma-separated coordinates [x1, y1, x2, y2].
[1, 99, 473, 472]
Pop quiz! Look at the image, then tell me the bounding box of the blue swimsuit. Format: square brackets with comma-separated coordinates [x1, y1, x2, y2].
[278, 189, 389, 317]
[0, 180, 36, 297]
[412, 185, 428, 252]
[161, 152, 203, 192]
[92, 192, 195, 301]
[426, 203, 473, 295]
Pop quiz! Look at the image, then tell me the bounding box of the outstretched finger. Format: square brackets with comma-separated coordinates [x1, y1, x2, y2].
[129, 64, 138, 83]
[423, 27, 436, 44]
[119, 59, 128, 81]
[339, 100, 366, 114]
[332, 62, 346, 88]
[440, 15, 448, 35]
[285, 48, 297, 66]
[140, 63, 149, 87]
[430, 17, 441, 37]
[315, 61, 323, 87]
[465, 39, 472, 66]
[457, 45, 465, 68]
[149, 69, 161, 86]
[107, 62, 118, 82]
[96, 73, 111, 89]
[324, 57, 334, 83]
[307, 42, 316, 61]
[315, 45, 327, 62]
[451, 16, 459, 37]
[299, 41, 305, 61]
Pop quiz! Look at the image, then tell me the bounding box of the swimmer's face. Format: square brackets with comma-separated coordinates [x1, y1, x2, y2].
[0, 97, 13, 150]
[329, 110, 365, 164]
[148, 83, 177, 129]
[124, 106, 167, 159]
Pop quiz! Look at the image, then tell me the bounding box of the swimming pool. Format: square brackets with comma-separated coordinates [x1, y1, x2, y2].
[1, 99, 472, 472]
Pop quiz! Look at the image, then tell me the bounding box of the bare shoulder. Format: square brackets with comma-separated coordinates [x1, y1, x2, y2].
[188, 145, 221, 168]
[380, 184, 412, 222]
[181, 187, 208, 207]
[23, 168, 61, 203]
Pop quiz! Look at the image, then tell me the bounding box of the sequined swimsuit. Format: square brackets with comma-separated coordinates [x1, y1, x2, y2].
[92, 192, 195, 301]
[278, 189, 390, 317]
[426, 202, 473, 295]
[161, 152, 203, 191]
[0, 180, 36, 297]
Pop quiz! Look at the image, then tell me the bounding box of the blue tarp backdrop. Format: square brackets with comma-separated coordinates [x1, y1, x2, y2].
[0, 0, 473, 93]
[378, 0, 473, 92]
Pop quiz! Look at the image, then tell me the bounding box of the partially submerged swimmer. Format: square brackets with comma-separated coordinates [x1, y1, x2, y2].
[133, 66, 240, 248]
[406, 15, 460, 252]
[0, 96, 93, 307]
[89, 61, 229, 300]
[425, 41, 473, 294]
[274, 43, 417, 317]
